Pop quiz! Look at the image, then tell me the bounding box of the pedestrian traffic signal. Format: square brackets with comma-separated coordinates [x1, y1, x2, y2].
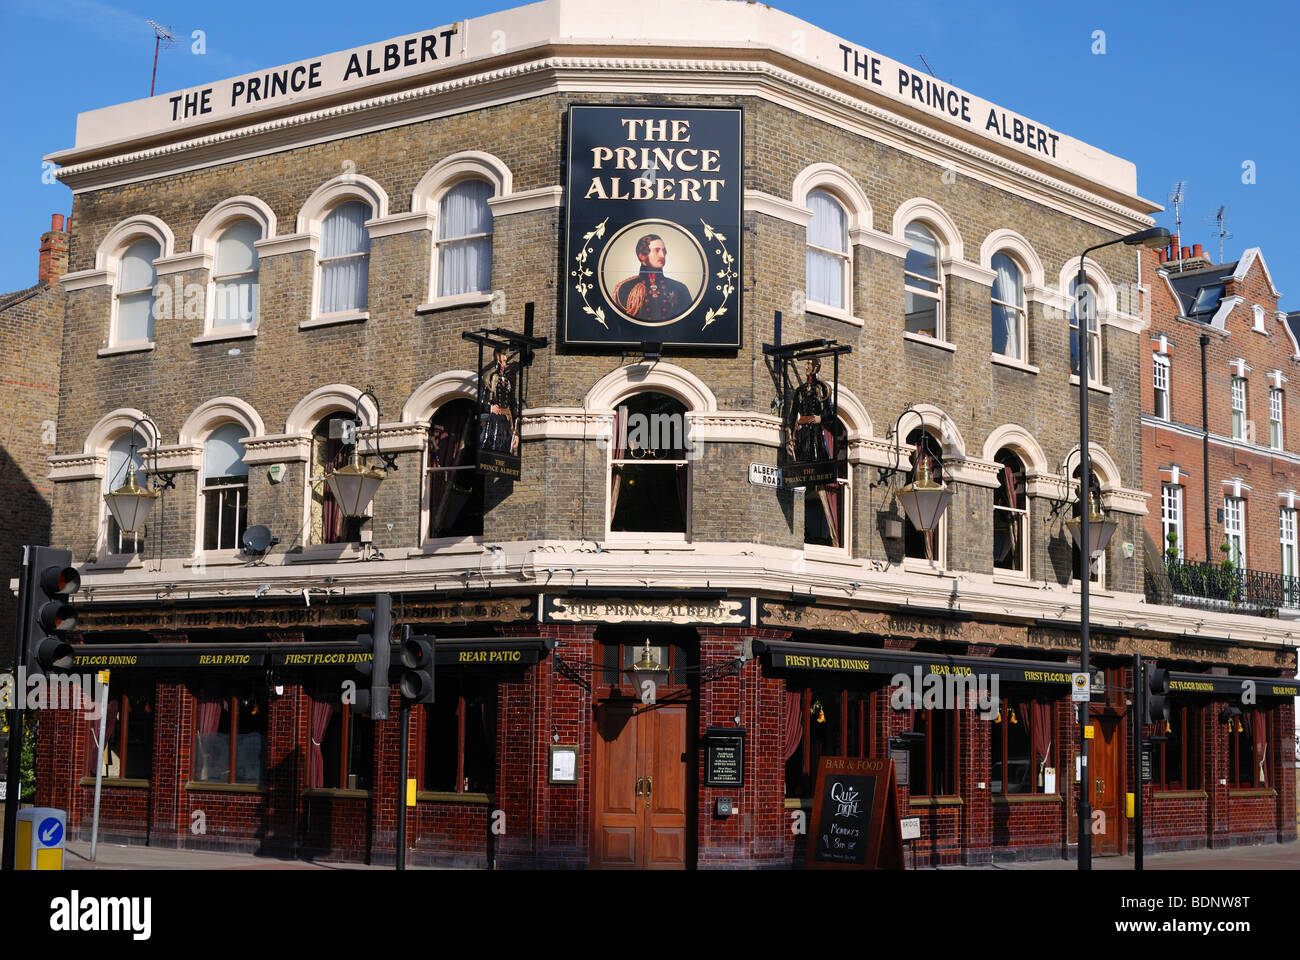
[23, 546, 79, 676]
[397, 628, 435, 704]
[353, 594, 392, 720]
[1146, 665, 1170, 726]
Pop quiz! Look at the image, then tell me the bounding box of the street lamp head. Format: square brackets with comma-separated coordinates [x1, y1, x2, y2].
[1121, 227, 1172, 249]
[324, 446, 387, 518]
[894, 455, 952, 534]
[1065, 493, 1118, 560]
[103, 462, 161, 535]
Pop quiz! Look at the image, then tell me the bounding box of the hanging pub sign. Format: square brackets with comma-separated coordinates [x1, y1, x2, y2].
[463, 305, 547, 481]
[764, 318, 851, 489]
[563, 104, 743, 350]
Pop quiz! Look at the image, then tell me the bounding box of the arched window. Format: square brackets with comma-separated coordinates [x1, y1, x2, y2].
[991, 253, 1025, 360]
[105, 433, 146, 554]
[1070, 467, 1105, 585]
[426, 398, 484, 540]
[202, 423, 249, 551]
[993, 449, 1028, 576]
[310, 413, 363, 544]
[805, 190, 849, 311]
[609, 392, 689, 536]
[114, 238, 159, 344]
[318, 202, 371, 315]
[1069, 277, 1101, 384]
[212, 220, 260, 329]
[436, 180, 493, 297]
[904, 222, 943, 340]
[903, 428, 945, 564]
[804, 419, 849, 549]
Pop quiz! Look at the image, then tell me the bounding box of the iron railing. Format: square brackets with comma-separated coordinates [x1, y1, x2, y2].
[1165, 557, 1299, 614]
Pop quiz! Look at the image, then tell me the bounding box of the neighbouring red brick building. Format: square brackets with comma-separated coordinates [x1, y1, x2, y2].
[31, 0, 1295, 868]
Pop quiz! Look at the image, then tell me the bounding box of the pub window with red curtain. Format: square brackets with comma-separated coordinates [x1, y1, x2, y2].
[83, 679, 155, 780]
[308, 683, 374, 791]
[1152, 703, 1202, 791]
[784, 684, 873, 798]
[804, 420, 849, 549]
[420, 675, 497, 794]
[426, 398, 484, 540]
[1227, 707, 1270, 789]
[990, 696, 1056, 795]
[310, 413, 363, 545]
[191, 687, 267, 786]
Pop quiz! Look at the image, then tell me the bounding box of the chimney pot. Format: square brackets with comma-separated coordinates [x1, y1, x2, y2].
[1157, 249, 1166, 263]
[51, 213, 64, 232]
[37, 212, 70, 285]
[1181, 246, 1192, 260]
[1193, 243, 1203, 258]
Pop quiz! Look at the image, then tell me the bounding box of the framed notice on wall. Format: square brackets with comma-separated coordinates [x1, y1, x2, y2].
[563, 104, 743, 350]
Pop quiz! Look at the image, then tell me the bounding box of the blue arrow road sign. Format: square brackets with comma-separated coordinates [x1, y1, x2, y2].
[38, 817, 63, 847]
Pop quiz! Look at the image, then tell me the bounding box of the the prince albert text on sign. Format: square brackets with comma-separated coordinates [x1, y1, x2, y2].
[564, 105, 743, 350]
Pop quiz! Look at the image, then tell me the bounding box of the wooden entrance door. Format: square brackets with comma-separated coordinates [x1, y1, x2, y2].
[592, 701, 688, 869]
[1090, 714, 1123, 855]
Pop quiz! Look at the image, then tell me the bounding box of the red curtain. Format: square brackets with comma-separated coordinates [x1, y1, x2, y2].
[609, 406, 626, 521]
[321, 436, 349, 543]
[1251, 711, 1267, 786]
[783, 690, 803, 762]
[428, 404, 472, 536]
[309, 695, 335, 789]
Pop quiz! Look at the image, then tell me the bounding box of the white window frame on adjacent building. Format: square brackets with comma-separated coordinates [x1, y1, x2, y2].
[1161, 483, 1183, 559]
[1269, 387, 1283, 449]
[1231, 376, 1247, 440]
[1153, 353, 1170, 421]
[1223, 495, 1246, 568]
[1281, 506, 1298, 608]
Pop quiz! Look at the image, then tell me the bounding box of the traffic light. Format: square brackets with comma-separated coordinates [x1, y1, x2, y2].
[397, 627, 435, 704]
[23, 546, 79, 676]
[353, 594, 392, 720]
[1146, 665, 1170, 726]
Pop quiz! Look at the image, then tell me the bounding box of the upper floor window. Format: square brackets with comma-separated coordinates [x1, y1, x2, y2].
[310, 413, 363, 545]
[1223, 495, 1246, 568]
[903, 222, 943, 340]
[609, 392, 689, 537]
[1280, 508, 1297, 607]
[804, 419, 849, 549]
[201, 423, 249, 551]
[993, 449, 1028, 576]
[211, 219, 260, 329]
[903, 428, 945, 565]
[1269, 388, 1283, 449]
[1231, 377, 1247, 440]
[1161, 484, 1184, 560]
[1071, 468, 1105, 585]
[1153, 354, 1170, 421]
[436, 180, 493, 298]
[105, 433, 146, 555]
[318, 202, 371, 315]
[426, 398, 484, 540]
[805, 190, 849, 312]
[990, 253, 1025, 360]
[114, 238, 159, 344]
[1068, 278, 1101, 384]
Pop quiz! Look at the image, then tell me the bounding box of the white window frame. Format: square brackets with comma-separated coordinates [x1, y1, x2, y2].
[803, 421, 851, 557]
[804, 189, 851, 317]
[433, 178, 495, 300]
[902, 434, 948, 572]
[1269, 388, 1283, 449]
[1161, 483, 1184, 559]
[992, 451, 1029, 578]
[1281, 507, 1298, 607]
[1223, 496, 1246, 568]
[111, 238, 160, 348]
[208, 219, 261, 333]
[104, 433, 146, 556]
[199, 424, 250, 554]
[422, 397, 484, 549]
[1153, 354, 1170, 421]
[1231, 377, 1247, 440]
[315, 202, 372, 319]
[989, 252, 1027, 362]
[903, 221, 945, 342]
[1069, 279, 1102, 386]
[606, 395, 691, 543]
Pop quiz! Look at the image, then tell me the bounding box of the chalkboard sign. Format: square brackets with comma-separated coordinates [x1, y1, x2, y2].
[704, 727, 745, 787]
[807, 757, 904, 870]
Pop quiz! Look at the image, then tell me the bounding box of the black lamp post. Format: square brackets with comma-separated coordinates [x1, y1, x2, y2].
[1073, 226, 1169, 871]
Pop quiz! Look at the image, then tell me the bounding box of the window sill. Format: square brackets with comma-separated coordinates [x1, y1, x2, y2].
[1152, 789, 1208, 800]
[1068, 375, 1113, 395]
[300, 310, 369, 329]
[192, 328, 257, 345]
[416, 535, 486, 556]
[903, 332, 956, 352]
[603, 534, 691, 548]
[990, 353, 1039, 374]
[803, 544, 853, 563]
[302, 787, 371, 799]
[186, 550, 251, 567]
[416, 292, 493, 314]
[805, 303, 863, 327]
[79, 777, 149, 789]
[903, 557, 949, 576]
[416, 790, 492, 805]
[98, 341, 155, 357]
[909, 796, 963, 807]
[1227, 788, 1276, 798]
[290, 542, 364, 562]
[991, 793, 1061, 804]
[185, 781, 265, 794]
[992, 571, 1031, 586]
[84, 553, 144, 571]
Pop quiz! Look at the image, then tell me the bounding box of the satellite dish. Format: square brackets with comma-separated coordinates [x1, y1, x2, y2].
[241, 525, 279, 555]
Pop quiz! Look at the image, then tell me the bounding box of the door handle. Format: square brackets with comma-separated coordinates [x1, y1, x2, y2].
[1095, 777, 1104, 796]
[645, 775, 653, 808]
[635, 776, 643, 798]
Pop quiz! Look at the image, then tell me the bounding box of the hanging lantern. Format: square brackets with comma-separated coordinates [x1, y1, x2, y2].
[103, 463, 161, 535]
[894, 456, 951, 533]
[324, 446, 387, 518]
[628, 639, 668, 693]
[1065, 491, 1118, 560]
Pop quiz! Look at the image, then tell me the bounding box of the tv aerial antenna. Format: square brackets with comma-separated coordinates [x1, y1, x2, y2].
[147, 19, 176, 96]
[1208, 206, 1233, 264]
[1168, 181, 1186, 271]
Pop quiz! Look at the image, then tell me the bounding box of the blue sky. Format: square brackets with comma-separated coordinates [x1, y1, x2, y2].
[2, 0, 1297, 305]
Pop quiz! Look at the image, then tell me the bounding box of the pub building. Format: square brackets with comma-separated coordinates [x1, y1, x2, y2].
[37, 0, 1295, 867]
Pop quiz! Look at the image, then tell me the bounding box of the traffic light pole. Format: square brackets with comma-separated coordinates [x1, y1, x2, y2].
[1, 547, 31, 870]
[397, 698, 409, 872]
[1134, 653, 1143, 872]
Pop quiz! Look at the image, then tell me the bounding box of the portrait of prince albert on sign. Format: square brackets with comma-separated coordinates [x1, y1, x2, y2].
[612, 233, 693, 324]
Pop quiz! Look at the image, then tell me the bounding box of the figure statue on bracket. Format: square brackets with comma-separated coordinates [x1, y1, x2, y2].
[480, 345, 520, 456]
[785, 356, 834, 463]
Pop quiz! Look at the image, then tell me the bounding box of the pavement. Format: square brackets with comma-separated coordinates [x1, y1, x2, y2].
[950, 840, 1300, 870]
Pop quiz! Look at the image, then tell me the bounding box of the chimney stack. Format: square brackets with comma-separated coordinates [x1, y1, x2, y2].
[38, 213, 69, 286]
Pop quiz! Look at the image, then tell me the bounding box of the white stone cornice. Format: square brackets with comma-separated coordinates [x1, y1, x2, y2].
[240, 434, 311, 464]
[519, 407, 607, 440]
[488, 186, 564, 217]
[943, 258, 997, 287]
[60, 269, 111, 292]
[153, 444, 202, 472]
[686, 412, 782, 446]
[853, 228, 909, 259]
[356, 422, 428, 454]
[1101, 487, 1150, 516]
[48, 453, 106, 482]
[945, 456, 1001, 488]
[154, 251, 211, 276]
[744, 190, 812, 227]
[848, 436, 901, 469]
[254, 233, 315, 258]
[365, 211, 435, 239]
